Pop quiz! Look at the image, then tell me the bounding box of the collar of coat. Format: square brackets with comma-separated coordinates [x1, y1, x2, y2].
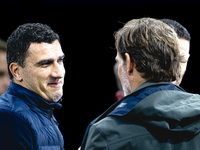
[95, 81, 185, 122]
[7, 82, 62, 114]
[108, 82, 184, 116]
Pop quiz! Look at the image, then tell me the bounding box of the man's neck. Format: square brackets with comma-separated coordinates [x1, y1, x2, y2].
[130, 71, 147, 92]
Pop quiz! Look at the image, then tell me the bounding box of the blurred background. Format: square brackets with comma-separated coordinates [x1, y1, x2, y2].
[1, 0, 200, 149]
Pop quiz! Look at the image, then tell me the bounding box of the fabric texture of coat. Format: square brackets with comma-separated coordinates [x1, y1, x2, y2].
[0, 82, 65, 150]
[82, 82, 200, 150]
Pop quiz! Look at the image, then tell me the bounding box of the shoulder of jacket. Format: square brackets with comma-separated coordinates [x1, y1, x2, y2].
[91, 116, 116, 137]
[93, 116, 125, 138]
[94, 116, 118, 127]
[143, 89, 200, 102]
[85, 122, 109, 150]
[90, 116, 150, 148]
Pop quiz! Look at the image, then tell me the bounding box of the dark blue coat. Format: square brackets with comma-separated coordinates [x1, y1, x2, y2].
[0, 82, 65, 150]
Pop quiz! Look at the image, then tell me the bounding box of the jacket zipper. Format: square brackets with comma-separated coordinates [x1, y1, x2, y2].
[48, 109, 63, 150]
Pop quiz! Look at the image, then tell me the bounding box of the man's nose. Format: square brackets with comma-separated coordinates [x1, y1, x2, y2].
[51, 63, 65, 78]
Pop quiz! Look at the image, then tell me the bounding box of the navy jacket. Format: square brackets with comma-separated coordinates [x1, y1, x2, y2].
[82, 82, 200, 150]
[0, 82, 65, 150]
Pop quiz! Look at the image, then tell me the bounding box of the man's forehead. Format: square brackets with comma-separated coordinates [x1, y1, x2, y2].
[28, 40, 61, 52]
[179, 38, 190, 53]
[27, 40, 63, 58]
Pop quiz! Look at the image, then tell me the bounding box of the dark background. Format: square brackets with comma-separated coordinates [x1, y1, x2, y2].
[1, 0, 200, 149]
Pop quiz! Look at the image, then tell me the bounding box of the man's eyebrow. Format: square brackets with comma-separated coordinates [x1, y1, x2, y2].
[35, 54, 65, 67]
[35, 59, 53, 66]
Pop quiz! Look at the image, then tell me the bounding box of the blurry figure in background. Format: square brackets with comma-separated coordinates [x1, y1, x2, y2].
[160, 19, 191, 85]
[113, 19, 191, 101]
[0, 39, 10, 96]
[113, 61, 124, 101]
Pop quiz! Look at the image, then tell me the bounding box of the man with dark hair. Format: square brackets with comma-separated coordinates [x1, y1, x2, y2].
[80, 18, 200, 150]
[160, 19, 191, 85]
[161, 19, 191, 41]
[0, 23, 65, 149]
[0, 39, 10, 96]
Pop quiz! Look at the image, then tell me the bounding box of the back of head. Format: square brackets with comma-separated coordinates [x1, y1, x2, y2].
[114, 18, 181, 82]
[7, 23, 60, 80]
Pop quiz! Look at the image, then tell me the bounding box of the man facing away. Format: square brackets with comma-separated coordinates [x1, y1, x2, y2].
[0, 39, 10, 96]
[0, 23, 65, 149]
[113, 18, 191, 101]
[81, 18, 200, 150]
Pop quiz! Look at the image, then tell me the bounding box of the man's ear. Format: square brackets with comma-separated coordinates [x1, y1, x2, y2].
[125, 53, 135, 75]
[9, 62, 23, 82]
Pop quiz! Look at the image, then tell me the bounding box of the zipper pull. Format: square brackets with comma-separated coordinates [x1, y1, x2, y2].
[48, 108, 54, 119]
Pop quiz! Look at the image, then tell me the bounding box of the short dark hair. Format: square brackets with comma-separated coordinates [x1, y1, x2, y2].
[160, 19, 191, 41]
[115, 18, 181, 82]
[7, 23, 60, 80]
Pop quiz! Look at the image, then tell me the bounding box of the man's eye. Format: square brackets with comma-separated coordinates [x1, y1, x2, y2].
[41, 64, 49, 68]
[41, 61, 51, 67]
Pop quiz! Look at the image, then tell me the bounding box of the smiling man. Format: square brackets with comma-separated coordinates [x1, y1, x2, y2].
[0, 23, 65, 149]
[16, 40, 65, 103]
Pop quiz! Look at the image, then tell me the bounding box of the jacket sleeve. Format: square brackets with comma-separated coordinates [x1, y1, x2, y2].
[85, 125, 108, 150]
[0, 114, 33, 150]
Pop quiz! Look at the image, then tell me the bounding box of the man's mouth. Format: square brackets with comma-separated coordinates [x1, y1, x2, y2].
[48, 81, 62, 87]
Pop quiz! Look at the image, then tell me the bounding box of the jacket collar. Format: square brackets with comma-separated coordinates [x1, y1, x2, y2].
[127, 81, 185, 96]
[95, 81, 184, 122]
[108, 82, 184, 117]
[8, 82, 62, 114]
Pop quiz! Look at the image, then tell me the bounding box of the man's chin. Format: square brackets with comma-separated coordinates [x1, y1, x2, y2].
[52, 92, 63, 103]
[44, 90, 63, 103]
